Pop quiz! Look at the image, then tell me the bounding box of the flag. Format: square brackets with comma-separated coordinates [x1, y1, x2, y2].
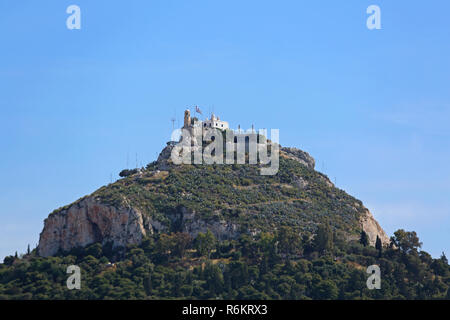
[195, 105, 202, 115]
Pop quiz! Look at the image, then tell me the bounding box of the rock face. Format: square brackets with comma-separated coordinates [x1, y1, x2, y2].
[360, 209, 390, 246]
[37, 197, 240, 257]
[38, 197, 147, 257]
[281, 147, 315, 169]
[170, 207, 240, 241]
[156, 142, 175, 171]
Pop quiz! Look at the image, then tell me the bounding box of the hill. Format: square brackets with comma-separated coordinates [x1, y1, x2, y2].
[0, 142, 448, 300]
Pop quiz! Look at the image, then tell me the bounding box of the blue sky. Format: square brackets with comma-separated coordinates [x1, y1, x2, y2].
[1, 0, 449, 259]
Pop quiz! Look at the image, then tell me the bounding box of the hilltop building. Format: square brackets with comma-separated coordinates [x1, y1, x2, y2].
[178, 108, 266, 153]
[202, 113, 229, 130]
[183, 109, 229, 130]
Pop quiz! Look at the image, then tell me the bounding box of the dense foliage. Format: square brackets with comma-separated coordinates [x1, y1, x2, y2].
[1, 229, 449, 300]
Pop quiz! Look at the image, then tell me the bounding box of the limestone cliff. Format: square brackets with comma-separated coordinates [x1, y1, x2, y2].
[360, 208, 390, 246]
[38, 197, 147, 257]
[37, 197, 240, 257]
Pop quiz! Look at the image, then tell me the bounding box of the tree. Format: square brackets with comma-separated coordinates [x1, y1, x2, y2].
[119, 169, 138, 177]
[313, 280, 338, 300]
[390, 229, 422, 254]
[156, 233, 173, 260]
[204, 262, 224, 295]
[276, 227, 301, 259]
[375, 235, 382, 256]
[27, 244, 31, 255]
[360, 231, 369, 247]
[431, 257, 449, 277]
[194, 230, 216, 258]
[141, 237, 155, 255]
[238, 234, 255, 258]
[3, 255, 15, 266]
[258, 233, 278, 266]
[172, 233, 192, 258]
[259, 256, 269, 277]
[313, 222, 333, 254]
[86, 243, 103, 258]
[440, 252, 448, 265]
[346, 269, 365, 297]
[302, 234, 314, 255]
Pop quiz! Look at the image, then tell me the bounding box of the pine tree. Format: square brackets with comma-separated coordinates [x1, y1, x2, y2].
[375, 235, 382, 256]
[143, 275, 152, 296]
[259, 256, 268, 277]
[225, 274, 233, 299]
[313, 222, 333, 254]
[194, 230, 216, 258]
[27, 244, 31, 255]
[441, 252, 448, 265]
[186, 271, 193, 285]
[360, 231, 369, 247]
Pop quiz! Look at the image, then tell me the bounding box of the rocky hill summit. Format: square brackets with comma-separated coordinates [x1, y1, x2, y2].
[37, 143, 389, 257]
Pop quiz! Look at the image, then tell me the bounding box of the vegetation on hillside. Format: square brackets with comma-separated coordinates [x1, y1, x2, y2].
[76, 156, 367, 239]
[1, 228, 449, 299]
